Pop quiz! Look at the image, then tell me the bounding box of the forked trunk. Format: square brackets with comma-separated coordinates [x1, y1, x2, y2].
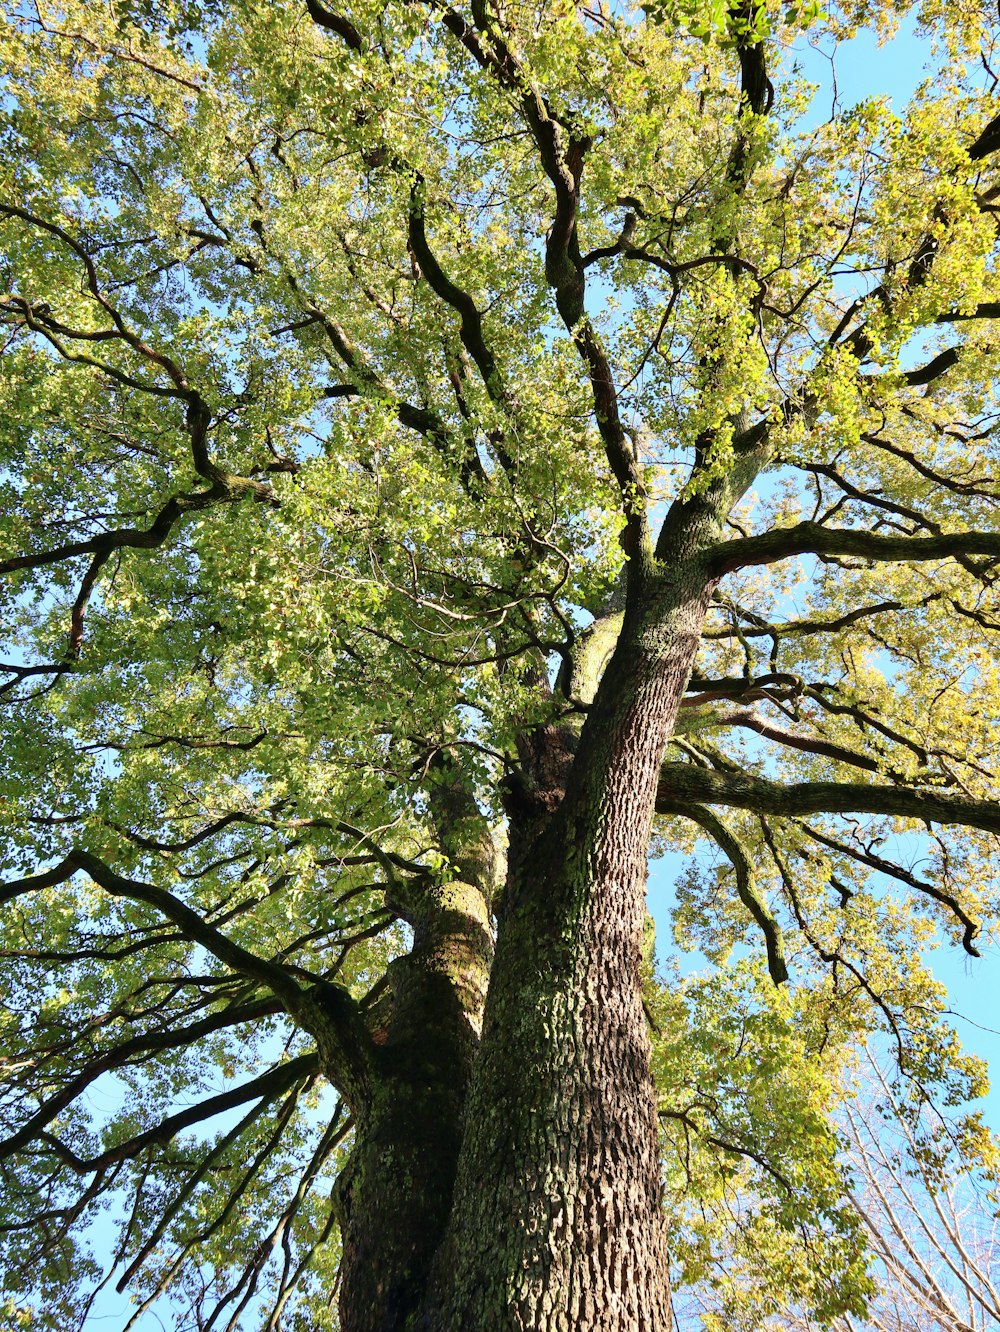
[419, 568, 715, 1330]
[336, 547, 716, 1331]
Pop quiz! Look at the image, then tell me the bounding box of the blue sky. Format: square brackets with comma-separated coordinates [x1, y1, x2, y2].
[798, 5, 1000, 1128]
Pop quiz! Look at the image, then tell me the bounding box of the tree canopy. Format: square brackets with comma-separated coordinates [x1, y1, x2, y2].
[3, 0, 1000, 1328]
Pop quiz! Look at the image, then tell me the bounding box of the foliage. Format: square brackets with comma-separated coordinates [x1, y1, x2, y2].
[671, 1038, 1000, 1330]
[3, 0, 1000, 1325]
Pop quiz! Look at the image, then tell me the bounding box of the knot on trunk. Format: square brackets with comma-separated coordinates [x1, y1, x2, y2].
[505, 724, 577, 826]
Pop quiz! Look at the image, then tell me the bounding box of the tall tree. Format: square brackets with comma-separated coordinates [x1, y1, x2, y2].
[2, 0, 1000, 1327]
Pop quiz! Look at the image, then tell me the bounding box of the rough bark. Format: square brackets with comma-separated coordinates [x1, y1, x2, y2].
[334, 477, 741, 1330]
[334, 876, 493, 1332]
[335, 761, 498, 1332]
[419, 548, 718, 1331]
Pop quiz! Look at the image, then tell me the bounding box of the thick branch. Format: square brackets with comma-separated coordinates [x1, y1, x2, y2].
[0, 997, 282, 1161]
[800, 823, 980, 955]
[38, 1052, 318, 1175]
[0, 484, 218, 577]
[712, 708, 881, 774]
[1, 852, 304, 1006]
[407, 181, 506, 411]
[304, 0, 363, 49]
[429, 0, 649, 565]
[701, 594, 938, 641]
[735, 102, 1000, 472]
[0, 205, 191, 392]
[657, 763, 1000, 836]
[968, 108, 1000, 161]
[1, 851, 376, 1107]
[679, 804, 788, 984]
[712, 521, 1000, 574]
[2, 396, 273, 639]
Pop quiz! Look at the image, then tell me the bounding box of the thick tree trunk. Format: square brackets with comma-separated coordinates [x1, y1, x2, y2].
[335, 876, 493, 1332]
[420, 558, 716, 1330]
[331, 515, 726, 1329]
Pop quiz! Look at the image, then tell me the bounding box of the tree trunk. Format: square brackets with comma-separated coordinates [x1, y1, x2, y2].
[335, 875, 493, 1332]
[420, 558, 717, 1330]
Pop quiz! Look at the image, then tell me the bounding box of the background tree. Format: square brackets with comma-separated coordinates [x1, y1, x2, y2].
[3, 0, 1000, 1328]
[840, 1051, 1000, 1332]
[670, 1040, 1000, 1332]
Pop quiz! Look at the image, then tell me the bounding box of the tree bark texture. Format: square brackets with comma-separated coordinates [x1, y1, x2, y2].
[335, 876, 493, 1332]
[416, 556, 717, 1331]
[334, 520, 720, 1331]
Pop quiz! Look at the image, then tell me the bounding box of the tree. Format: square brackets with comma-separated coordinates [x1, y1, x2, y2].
[839, 1051, 1000, 1332]
[3, 0, 1000, 1326]
[670, 1038, 1000, 1332]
